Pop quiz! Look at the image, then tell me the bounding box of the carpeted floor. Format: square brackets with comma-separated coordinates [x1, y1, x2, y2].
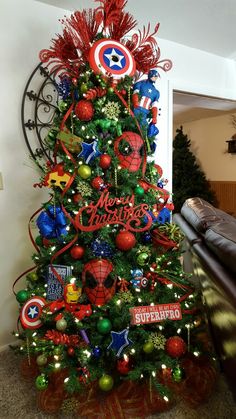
[0, 349, 236, 419]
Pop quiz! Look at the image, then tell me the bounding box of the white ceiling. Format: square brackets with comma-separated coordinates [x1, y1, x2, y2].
[36, 0, 236, 123]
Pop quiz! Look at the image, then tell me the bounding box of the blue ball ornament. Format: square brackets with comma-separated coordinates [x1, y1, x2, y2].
[142, 232, 152, 243]
[92, 346, 102, 358]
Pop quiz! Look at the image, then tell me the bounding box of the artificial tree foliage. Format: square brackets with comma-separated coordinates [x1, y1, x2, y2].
[172, 126, 216, 213]
[12, 1, 217, 416]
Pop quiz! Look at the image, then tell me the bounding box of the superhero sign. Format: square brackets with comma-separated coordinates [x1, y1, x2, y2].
[88, 39, 136, 80]
[20, 296, 46, 329]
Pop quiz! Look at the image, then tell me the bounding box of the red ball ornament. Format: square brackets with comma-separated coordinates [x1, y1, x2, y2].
[115, 231, 136, 251]
[67, 347, 75, 356]
[70, 245, 85, 260]
[75, 100, 94, 121]
[166, 336, 187, 358]
[99, 154, 111, 170]
[91, 177, 105, 190]
[117, 357, 131, 375]
[42, 238, 51, 247]
[73, 193, 82, 203]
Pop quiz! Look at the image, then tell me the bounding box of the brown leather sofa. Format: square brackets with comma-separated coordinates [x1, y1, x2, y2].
[173, 197, 236, 400]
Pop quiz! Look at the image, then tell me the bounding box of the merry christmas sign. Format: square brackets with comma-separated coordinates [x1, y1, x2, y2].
[129, 303, 182, 325]
[75, 191, 152, 232]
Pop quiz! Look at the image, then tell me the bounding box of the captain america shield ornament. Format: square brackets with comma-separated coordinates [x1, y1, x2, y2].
[88, 39, 136, 80]
[20, 296, 46, 329]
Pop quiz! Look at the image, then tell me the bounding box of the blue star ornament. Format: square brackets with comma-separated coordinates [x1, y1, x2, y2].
[108, 328, 133, 357]
[78, 139, 101, 163]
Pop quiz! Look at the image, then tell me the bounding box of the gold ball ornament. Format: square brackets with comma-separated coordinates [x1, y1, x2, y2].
[98, 374, 114, 391]
[78, 164, 92, 179]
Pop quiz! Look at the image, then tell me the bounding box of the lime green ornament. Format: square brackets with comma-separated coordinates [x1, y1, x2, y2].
[27, 272, 38, 282]
[172, 366, 185, 383]
[137, 252, 149, 266]
[58, 101, 68, 112]
[78, 164, 92, 179]
[36, 354, 48, 366]
[35, 374, 48, 390]
[135, 186, 145, 196]
[143, 341, 154, 354]
[80, 82, 88, 94]
[98, 374, 114, 391]
[56, 318, 67, 331]
[107, 87, 114, 94]
[16, 290, 29, 303]
[97, 318, 112, 334]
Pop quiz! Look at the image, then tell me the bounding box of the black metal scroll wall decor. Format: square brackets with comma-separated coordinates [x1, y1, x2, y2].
[21, 63, 59, 169]
[226, 134, 236, 154]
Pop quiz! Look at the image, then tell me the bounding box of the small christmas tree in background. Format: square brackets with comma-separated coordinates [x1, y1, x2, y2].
[13, 1, 217, 416]
[172, 126, 216, 213]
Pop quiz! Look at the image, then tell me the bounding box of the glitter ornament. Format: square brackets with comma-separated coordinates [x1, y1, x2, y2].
[77, 180, 93, 197]
[75, 100, 94, 121]
[172, 366, 185, 382]
[166, 336, 187, 358]
[91, 238, 114, 258]
[36, 354, 48, 366]
[103, 101, 120, 120]
[150, 333, 166, 349]
[16, 290, 29, 303]
[35, 374, 48, 390]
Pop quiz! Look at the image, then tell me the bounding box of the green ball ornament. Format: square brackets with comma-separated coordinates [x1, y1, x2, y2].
[107, 87, 114, 94]
[27, 272, 38, 282]
[137, 252, 149, 266]
[56, 318, 67, 331]
[36, 354, 48, 366]
[53, 346, 63, 355]
[97, 318, 112, 335]
[35, 236, 43, 246]
[98, 374, 114, 391]
[172, 366, 185, 383]
[58, 101, 68, 112]
[143, 341, 154, 354]
[78, 164, 92, 179]
[16, 290, 29, 303]
[134, 186, 145, 196]
[35, 374, 48, 390]
[80, 82, 88, 93]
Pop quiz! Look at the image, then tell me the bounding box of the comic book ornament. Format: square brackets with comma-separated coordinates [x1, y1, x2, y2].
[82, 259, 116, 306]
[89, 39, 136, 80]
[20, 296, 46, 329]
[114, 132, 144, 172]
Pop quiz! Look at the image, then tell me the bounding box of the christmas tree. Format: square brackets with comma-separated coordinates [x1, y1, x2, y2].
[13, 1, 217, 416]
[173, 126, 216, 213]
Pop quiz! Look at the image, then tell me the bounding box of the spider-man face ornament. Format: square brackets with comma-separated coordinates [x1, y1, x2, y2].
[114, 132, 144, 172]
[82, 259, 116, 306]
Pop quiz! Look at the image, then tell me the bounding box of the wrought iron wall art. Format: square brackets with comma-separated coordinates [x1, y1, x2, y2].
[21, 63, 59, 169]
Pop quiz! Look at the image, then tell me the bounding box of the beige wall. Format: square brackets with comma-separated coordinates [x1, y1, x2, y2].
[174, 113, 236, 181]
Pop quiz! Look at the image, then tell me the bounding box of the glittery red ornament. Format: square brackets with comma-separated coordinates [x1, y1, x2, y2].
[70, 245, 85, 260]
[43, 238, 51, 247]
[75, 100, 94, 121]
[99, 154, 111, 170]
[91, 177, 105, 190]
[115, 231, 136, 251]
[166, 336, 187, 358]
[117, 357, 131, 375]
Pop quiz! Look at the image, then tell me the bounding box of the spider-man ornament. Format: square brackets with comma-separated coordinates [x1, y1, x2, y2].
[114, 132, 144, 172]
[82, 259, 116, 306]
